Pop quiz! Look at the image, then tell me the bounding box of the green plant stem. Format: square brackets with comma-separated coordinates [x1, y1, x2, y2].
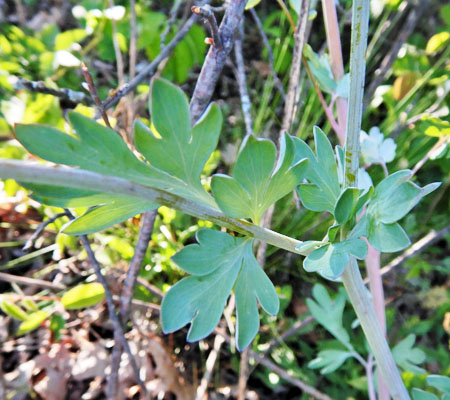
[341, 1, 410, 399]
[0, 160, 303, 254]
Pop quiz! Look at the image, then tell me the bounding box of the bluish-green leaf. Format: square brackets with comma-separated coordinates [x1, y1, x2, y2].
[297, 184, 334, 212]
[294, 127, 340, 213]
[427, 375, 450, 394]
[393, 334, 426, 374]
[235, 244, 279, 350]
[161, 229, 279, 350]
[334, 187, 360, 224]
[15, 113, 172, 194]
[212, 134, 308, 223]
[304, 239, 367, 280]
[308, 349, 353, 374]
[135, 79, 222, 205]
[306, 284, 350, 345]
[210, 174, 252, 218]
[23, 183, 120, 207]
[367, 220, 411, 253]
[61, 198, 157, 235]
[412, 389, 439, 400]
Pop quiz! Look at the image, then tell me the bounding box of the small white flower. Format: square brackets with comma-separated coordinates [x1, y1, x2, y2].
[360, 126, 396, 164]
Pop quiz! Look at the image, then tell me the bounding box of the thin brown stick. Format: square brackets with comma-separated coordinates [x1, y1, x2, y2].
[103, 13, 200, 110]
[110, 211, 157, 395]
[160, 0, 183, 50]
[195, 331, 226, 399]
[77, 231, 148, 400]
[237, 348, 249, 400]
[119, 210, 157, 323]
[249, 8, 286, 99]
[81, 63, 112, 128]
[190, 0, 248, 123]
[192, 5, 223, 49]
[14, 78, 94, 105]
[23, 211, 70, 252]
[0, 271, 66, 291]
[233, 19, 253, 140]
[280, 0, 310, 133]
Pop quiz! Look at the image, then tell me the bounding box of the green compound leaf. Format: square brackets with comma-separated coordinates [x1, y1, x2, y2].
[393, 334, 426, 375]
[212, 133, 308, 223]
[61, 198, 157, 235]
[161, 229, 279, 351]
[306, 284, 350, 346]
[295, 127, 340, 213]
[17, 310, 48, 335]
[334, 187, 360, 224]
[1, 300, 28, 320]
[350, 170, 440, 253]
[15, 81, 222, 206]
[23, 183, 116, 208]
[135, 78, 222, 206]
[61, 282, 105, 310]
[368, 218, 411, 253]
[303, 239, 367, 280]
[412, 389, 439, 400]
[427, 375, 450, 394]
[308, 349, 353, 374]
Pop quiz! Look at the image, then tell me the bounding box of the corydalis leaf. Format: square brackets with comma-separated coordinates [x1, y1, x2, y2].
[350, 170, 440, 252]
[135, 78, 222, 206]
[303, 239, 367, 280]
[61, 198, 157, 235]
[295, 127, 340, 213]
[211, 133, 308, 223]
[161, 229, 279, 350]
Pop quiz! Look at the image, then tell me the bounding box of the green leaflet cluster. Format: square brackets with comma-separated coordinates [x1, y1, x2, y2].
[306, 285, 429, 377]
[14, 79, 222, 234]
[161, 229, 279, 351]
[294, 128, 439, 279]
[211, 134, 309, 224]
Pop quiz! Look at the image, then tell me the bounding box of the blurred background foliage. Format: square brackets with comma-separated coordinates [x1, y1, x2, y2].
[0, 0, 449, 399]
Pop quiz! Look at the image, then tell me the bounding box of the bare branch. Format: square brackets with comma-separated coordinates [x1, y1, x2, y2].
[192, 5, 223, 49]
[160, 0, 183, 50]
[13, 78, 94, 105]
[190, 0, 248, 122]
[75, 230, 149, 399]
[281, 0, 311, 134]
[233, 19, 253, 139]
[119, 210, 157, 323]
[0, 271, 66, 292]
[249, 8, 286, 99]
[23, 211, 70, 252]
[81, 63, 112, 128]
[103, 14, 200, 110]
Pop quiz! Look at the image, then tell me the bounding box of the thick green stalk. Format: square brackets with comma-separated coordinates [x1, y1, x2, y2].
[0, 159, 302, 254]
[341, 1, 410, 399]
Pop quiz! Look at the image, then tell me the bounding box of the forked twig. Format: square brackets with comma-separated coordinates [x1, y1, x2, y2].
[81, 63, 112, 128]
[192, 5, 223, 49]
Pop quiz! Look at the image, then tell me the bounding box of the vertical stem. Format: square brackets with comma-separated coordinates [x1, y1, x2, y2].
[341, 1, 410, 399]
[321, 0, 346, 145]
[281, 0, 311, 133]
